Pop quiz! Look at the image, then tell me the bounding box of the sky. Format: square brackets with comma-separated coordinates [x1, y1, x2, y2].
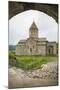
[9, 10, 58, 45]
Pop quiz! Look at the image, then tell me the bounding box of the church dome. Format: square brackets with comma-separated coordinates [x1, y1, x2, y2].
[29, 21, 38, 30]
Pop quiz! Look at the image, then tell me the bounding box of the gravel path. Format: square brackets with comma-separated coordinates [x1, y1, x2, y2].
[8, 60, 58, 89]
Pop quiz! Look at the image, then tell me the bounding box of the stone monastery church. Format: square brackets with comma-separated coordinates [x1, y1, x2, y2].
[16, 21, 57, 56]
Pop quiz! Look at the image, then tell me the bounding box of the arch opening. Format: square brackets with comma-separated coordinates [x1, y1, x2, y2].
[9, 10, 58, 45]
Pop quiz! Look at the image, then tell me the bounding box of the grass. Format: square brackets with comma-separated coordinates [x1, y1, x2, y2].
[9, 51, 57, 70]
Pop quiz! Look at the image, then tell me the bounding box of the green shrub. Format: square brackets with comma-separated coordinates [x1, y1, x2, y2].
[9, 54, 57, 70]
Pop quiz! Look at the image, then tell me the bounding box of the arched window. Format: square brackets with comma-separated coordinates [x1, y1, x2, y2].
[33, 45, 34, 49]
[48, 46, 53, 55]
[49, 49, 50, 54]
[30, 48, 32, 53]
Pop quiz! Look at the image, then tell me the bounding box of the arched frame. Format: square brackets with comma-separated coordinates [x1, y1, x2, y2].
[9, 1, 58, 23]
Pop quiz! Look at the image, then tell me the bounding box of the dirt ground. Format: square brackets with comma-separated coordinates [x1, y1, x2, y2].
[8, 60, 58, 89]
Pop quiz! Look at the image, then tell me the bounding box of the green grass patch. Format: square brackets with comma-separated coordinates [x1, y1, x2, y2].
[15, 55, 57, 70]
[9, 51, 57, 70]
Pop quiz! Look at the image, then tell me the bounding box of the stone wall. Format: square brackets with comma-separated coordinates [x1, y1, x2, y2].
[37, 45, 46, 55]
[16, 44, 26, 55]
[47, 42, 57, 55]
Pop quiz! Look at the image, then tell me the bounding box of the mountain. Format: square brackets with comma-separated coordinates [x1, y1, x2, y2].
[9, 45, 16, 51]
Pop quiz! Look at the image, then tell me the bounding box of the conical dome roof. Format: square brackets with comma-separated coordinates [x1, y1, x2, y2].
[29, 21, 38, 30]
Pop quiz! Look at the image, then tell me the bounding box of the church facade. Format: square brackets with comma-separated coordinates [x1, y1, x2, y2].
[16, 22, 58, 56]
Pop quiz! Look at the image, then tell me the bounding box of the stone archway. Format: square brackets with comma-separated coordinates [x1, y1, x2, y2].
[48, 46, 53, 55]
[9, 1, 58, 22]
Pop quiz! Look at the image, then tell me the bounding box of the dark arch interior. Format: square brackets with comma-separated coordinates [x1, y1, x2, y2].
[9, 1, 58, 23]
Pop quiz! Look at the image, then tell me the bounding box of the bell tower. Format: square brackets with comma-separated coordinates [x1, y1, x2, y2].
[29, 21, 38, 38]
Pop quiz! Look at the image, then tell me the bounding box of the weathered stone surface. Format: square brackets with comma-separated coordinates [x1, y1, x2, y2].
[16, 21, 58, 56]
[8, 60, 58, 88]
[9, 1, 58, 22]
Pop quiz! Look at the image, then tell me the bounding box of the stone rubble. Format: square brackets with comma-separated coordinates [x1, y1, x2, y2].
[9, 61, 58, 80]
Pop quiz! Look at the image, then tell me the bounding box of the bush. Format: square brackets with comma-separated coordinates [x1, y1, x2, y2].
[9, 54, 57, 70]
